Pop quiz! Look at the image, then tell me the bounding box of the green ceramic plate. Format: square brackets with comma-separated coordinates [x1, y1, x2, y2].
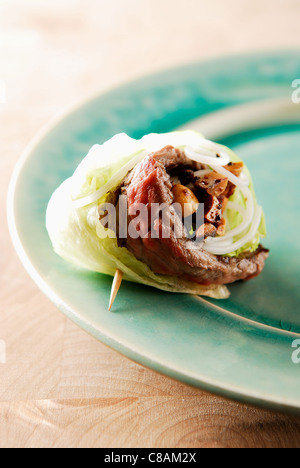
[7, 51, 300, 413]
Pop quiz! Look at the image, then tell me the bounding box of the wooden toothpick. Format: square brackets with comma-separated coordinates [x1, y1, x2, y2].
[108, 269, 123, 311]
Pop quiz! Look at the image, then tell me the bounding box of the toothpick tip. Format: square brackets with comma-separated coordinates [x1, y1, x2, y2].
[108, 269, 123, 311]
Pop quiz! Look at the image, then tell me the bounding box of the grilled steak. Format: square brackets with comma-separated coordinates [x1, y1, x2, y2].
[119, 146, 269, 286]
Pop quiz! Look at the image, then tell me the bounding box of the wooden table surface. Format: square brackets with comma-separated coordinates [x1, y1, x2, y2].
[1, 0, 300, 448]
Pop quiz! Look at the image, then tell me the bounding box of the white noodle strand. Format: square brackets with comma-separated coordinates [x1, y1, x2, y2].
[185, 146, 230, 166]
[210, 164, 249, 188]
[203, 206, 262, 255]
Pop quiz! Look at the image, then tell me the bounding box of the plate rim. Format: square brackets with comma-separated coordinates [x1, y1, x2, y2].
[7, 50, 300, 414]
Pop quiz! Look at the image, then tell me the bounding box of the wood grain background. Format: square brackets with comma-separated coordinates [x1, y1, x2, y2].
[1, 0, 300, 448]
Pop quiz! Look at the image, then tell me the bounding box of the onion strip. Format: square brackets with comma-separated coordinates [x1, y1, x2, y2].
[203, 206, 262, 255]
[185, 146, 230, 167]
[210, 164, 249, 188]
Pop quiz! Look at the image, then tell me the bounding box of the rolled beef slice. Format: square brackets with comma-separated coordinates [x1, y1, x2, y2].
[120, 146, 269, 286]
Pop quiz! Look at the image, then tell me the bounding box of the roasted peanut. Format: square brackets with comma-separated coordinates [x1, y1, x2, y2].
[195, 171, 228, 197]
[172, 184, 199, 218]
[224, 162, 244, 177]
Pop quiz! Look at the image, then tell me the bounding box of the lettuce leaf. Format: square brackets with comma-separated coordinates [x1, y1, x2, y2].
[46, 131, 266, 299]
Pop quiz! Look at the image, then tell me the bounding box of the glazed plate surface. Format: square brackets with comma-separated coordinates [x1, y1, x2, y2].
[8, 51, 300, 412]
